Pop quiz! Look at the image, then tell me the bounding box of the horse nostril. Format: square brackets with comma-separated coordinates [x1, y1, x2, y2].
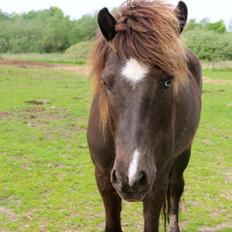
[137, 171, 147, 187]
[111, 169, 117, 183]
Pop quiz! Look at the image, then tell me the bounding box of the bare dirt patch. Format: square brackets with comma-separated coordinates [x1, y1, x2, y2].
[203, 89, 225, 94]
[203, 76, 232, 85]
[0, 59, 90, 75]
[51, 65, 90, 75]
[0, 59, 54, 68]
[26, 107, 45, 113]
[0, 112, 11, 119]
[0, 206, 17, 221]
[199, 223, 232, 232]
[221, 190, 232, 201]
[224, 170, 232, 183]
[211, 209, 228, 218]
[23, 209, 37, 220]
[25, 99, 51, 105]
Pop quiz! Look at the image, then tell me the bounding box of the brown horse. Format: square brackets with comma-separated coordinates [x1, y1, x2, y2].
[87, 1, 202, 231]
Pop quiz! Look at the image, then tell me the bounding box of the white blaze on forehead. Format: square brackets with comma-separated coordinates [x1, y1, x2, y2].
[128, 149, 140, 186]
[121, 58, 149, 86]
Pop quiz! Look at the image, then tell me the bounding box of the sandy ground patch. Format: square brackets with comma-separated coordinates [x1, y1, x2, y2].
[203, 76, 232, 84]
[199, 223, 232, 232]
[0, 59, 90, 75]
[0, 206, 17, 221]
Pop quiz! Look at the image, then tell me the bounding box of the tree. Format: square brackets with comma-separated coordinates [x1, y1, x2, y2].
[70, 14, 97, 44]
[0, 9, 9, 20]
[184, 30, 232, 61]
[207, 20, 226, 33]
[229, 19, 232, 32]
[186, 19, 198, 31]
[42, 7, 72, 52]
[199, 18, 210, 30]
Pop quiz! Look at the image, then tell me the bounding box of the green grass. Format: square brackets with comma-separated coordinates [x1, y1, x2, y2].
[0, 66, 231, 231]
[203, 69, 232, 80]
[65, 41, 94, 60]
[0, 53, 86, 65]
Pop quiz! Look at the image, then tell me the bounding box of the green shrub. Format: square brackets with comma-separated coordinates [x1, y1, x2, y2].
[0, 7, 74, 53]
[184, 30, 232, 61]
[70, 15, 97, 44]
[65, 41, 94, 60]
[0, 6, 231, 62]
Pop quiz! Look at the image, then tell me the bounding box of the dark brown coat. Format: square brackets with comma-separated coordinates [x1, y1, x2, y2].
[87, 1, 202, 231]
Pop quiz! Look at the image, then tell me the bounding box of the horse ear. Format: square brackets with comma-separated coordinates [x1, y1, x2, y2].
[175, 1, 188, 34]
[98, 8, 117, 41]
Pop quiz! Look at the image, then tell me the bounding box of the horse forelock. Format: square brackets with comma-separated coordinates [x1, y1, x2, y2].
[91, 0, 189, 129]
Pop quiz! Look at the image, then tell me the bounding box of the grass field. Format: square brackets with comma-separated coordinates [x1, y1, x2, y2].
[203, 69, 232, 81]
[0, 53, 86, 65]
[0, 64, 231, 231]
[1, 52, 232, 70]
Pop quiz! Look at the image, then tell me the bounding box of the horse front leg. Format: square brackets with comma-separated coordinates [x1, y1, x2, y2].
[143, 182, 168, 232]
[168, 148, 191, 232]
[95, 168, 122, 232]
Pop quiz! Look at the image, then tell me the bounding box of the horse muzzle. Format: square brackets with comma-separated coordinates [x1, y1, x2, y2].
[111, 168, 154, 202]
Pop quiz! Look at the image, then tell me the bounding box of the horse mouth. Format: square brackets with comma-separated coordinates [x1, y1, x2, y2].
[116, 189, 149, 202]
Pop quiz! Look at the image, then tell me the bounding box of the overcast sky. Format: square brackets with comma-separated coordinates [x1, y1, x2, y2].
[0, 0, 231, 25]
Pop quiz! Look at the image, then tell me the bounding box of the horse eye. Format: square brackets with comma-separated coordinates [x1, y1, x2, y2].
[164, 78, 172, 89]
[102, 79, 112, 92]
[102, 80, 107, 87]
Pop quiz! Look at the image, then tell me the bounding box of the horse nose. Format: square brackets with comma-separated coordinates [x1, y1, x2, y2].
[111, 169, 148, 192]
[111, 169, 118, 184]
[129, 171, 147, 189]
